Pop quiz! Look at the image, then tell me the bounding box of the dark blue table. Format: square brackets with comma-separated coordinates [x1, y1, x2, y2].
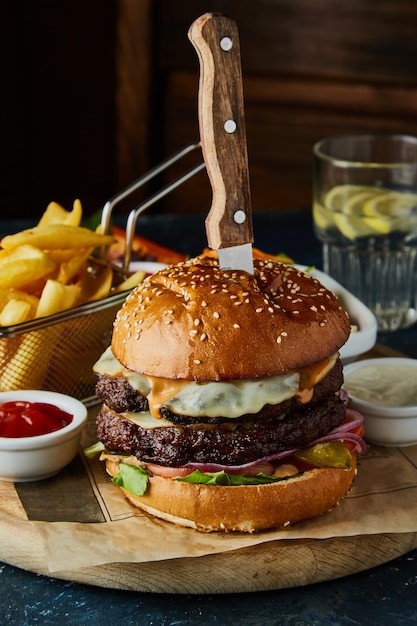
[1, 212, 416, 625]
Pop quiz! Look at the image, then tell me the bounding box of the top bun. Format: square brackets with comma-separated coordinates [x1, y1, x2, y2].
[112, 256, 350, 381]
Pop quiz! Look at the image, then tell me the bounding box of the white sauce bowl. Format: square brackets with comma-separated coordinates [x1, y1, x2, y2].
[343, 358, 417, 447]
[0, 390, 88, 481]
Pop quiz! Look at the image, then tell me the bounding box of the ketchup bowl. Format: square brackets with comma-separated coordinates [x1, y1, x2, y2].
[0, 390, 88, 482]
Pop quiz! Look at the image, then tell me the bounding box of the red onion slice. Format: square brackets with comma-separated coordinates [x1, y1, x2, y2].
[184, 410, 366, 474]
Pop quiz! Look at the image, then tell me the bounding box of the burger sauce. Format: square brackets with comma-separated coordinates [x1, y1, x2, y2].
[0, 401, 73, 438]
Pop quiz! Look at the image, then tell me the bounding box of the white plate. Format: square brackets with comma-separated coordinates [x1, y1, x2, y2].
[128, 261, 168, 274]
[296, 265, 377, 364]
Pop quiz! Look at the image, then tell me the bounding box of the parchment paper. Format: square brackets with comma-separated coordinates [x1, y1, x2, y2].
[1, 406, 416, 574]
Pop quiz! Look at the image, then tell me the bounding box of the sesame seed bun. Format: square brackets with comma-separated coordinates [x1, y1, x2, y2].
[104, 453, 357, 532]
[111, 256, 351, 381]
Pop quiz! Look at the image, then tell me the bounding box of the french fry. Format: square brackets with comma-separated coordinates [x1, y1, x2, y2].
[35, 280, 81, 318]
[0, 299, 32, 326]
[0, 245, 56, 290]
[37, 200, 82, 227]
[78, 265, 113, 303]
[68, 199, 83, 226]
[0, 289, 39, 320]
[1, 224, 115, 251]
[47, 247, 93, 266]
[0, 327, 60, 391]
[115, 270, 146, 292]
[56, 248, 92, 284]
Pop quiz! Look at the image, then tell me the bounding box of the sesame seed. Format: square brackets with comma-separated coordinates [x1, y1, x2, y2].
[233, 323, 240, 329]
[194, 318, 201, 326]
[193, 359, 201, 365]
[200, 333, 207, 341]
[293, 311, 300, 315]
[256, 307, 263, 313]
[189, 329, 198, 336]
[213, 311, 220, 318]
[276, 336, 282, 344]
[201, 300, 208, 307]
[234, 301, 242, 306]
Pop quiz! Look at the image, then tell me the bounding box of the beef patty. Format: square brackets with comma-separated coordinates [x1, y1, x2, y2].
[95, 360, 346, 466]
[95, 359, 344, 424]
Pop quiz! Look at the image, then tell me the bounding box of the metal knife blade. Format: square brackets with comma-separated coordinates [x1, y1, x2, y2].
[188, 13, 254, 273]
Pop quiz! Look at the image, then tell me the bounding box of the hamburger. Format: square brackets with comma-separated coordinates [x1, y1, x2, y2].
[92, 254, 366, 532]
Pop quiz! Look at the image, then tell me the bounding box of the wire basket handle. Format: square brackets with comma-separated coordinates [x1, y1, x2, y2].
[100, 142, 205, 267]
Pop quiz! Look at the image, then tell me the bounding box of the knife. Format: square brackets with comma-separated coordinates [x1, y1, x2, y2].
[188, 13, 254, 273]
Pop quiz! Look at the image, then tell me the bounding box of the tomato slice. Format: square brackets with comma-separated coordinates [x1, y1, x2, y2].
[145, 463, 193, 478]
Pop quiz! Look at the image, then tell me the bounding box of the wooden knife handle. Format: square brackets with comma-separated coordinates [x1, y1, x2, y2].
[188, 13, 254, 250]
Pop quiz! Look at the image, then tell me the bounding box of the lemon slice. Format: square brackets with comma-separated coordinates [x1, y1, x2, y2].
[323, 185, 374, 210]
[313, 201, 333, 229]
[333, 213, 389, 239]
[323, 184, 394, 239]
[342, 190, 383, 215]
[364, 191, 417, 217]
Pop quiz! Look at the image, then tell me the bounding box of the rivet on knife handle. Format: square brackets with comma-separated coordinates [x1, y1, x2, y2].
[188, 13, 254, 263]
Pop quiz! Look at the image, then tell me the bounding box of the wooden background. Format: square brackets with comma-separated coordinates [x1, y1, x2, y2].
[2, 0, 417, 220]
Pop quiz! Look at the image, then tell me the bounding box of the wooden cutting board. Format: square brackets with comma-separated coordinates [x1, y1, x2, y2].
[1, 512, 416, 594]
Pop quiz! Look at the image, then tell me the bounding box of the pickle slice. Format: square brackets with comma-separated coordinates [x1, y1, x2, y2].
[295, 441, 352, 470]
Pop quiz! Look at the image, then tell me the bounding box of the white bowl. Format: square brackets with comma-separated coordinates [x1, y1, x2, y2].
[343, 358, 417, 447]
[0, 390, 88, 481]
[128, 261, 168, 275]
[296, 266, 378, 364]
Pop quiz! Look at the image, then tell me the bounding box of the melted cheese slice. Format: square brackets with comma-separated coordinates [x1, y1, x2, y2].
[121, 409, 174, 428]
[94, 348, 338, 420]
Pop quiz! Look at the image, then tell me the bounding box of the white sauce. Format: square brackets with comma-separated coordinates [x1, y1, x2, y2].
[344, 363, 417, 407]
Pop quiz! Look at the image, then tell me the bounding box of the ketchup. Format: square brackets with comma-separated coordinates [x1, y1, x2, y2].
[0, 401, 73, 438]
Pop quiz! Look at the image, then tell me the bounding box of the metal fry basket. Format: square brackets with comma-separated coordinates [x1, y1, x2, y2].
[0, 143, 204, 404]
[0, 289, 126, 405]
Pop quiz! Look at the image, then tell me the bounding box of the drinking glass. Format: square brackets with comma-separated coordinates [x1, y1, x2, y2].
[313, 133, 417, 330]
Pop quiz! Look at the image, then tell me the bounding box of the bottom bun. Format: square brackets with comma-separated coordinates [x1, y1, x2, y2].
[105, 456, 357, 533]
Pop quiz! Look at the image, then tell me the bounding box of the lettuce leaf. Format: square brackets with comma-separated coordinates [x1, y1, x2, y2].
[102, 440, 353, 495]
[111, 462, 149, 496]
[176, 470, 290, 486]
